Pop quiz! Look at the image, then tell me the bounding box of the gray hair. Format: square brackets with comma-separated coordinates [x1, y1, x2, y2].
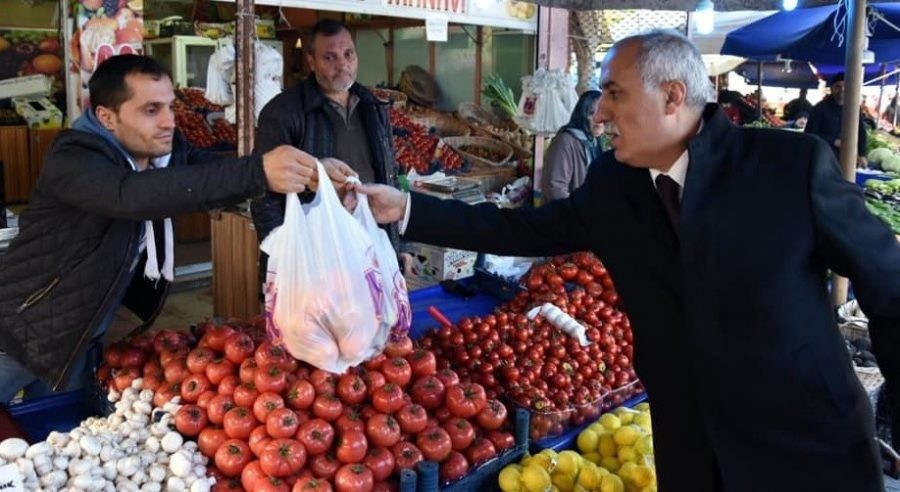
[610, 30, 713, 110]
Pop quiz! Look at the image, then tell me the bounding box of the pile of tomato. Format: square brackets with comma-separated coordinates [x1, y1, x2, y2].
[417, 252, 640, 441]
[99, 321, 515, 492]
[389, 109, 465, 175]
[172, 88, 237, 149]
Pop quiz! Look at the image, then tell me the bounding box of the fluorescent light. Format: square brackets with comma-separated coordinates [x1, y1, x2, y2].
[694, 0, 715, 35]
[783, 0, 798, 11]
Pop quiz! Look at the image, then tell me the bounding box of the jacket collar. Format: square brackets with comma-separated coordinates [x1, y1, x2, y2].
[298, 77, 383, 114]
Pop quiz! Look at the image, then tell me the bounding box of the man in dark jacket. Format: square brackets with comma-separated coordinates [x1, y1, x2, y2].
[783, 87, 813, 122]
[356, 31, 900, 491]
[0, 54, 349, 403]
[251, 18, 398, 255]
[806, 73, 868, 167]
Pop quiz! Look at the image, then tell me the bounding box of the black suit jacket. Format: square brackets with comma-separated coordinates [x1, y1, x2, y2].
[404, 105, 900, 492]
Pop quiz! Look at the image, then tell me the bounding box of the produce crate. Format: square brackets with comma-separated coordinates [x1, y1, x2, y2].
[408, 280, 500, 338]
[442, 136, 514, 169]
[533, 392, 649, 453]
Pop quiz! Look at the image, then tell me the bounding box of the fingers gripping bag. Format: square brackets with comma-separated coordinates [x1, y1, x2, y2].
[260, 162, 387, 373]
[348, 180, 412, 341]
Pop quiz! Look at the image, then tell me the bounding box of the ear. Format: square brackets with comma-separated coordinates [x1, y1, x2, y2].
[663, 81, 687, 115]
[304, 51, 315, 71]
[94, 105, 116, 131]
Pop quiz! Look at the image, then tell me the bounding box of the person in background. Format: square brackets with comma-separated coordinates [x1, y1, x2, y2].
[542, 90, 604, 202]
[783, 87, 813, 122]
[805, 73, 868, 168]
[788, 110, 810, 130]
[0, 55, 347, 404]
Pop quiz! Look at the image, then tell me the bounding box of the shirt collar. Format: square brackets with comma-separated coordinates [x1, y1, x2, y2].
[649, 120, 702, 198]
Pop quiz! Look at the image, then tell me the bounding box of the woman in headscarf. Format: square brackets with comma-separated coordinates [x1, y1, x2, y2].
[541, 90, 604, 202]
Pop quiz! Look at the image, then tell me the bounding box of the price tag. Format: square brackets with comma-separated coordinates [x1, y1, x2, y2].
[425, 14, 449, 42]
[0, 463, 24, 492]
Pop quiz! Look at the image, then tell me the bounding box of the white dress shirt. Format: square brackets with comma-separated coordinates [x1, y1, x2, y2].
[649, 149, 689, 202]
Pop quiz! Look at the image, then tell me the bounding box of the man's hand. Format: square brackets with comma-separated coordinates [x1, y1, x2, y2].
[312, 157, 357, 193]
[261, 145, 316, 193]
[351, 183, 408, 223]
[858, 155, 868, 169]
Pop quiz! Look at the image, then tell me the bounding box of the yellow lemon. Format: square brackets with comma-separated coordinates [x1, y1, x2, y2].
[522, 464, 552, 492]
[598, 434, 618, 458]
[557, 451, 582, 476]
[573, 486, 589, 492]
[577, 463, 603, 490]
[617, 461, 638, 482]
[640, 487, 658, 492]
[599, 473, 626, 492]
[635, 435, 654, 456]
[551, 470, 577, 492]
[613, 407, 637, 425]
[599, 413, 622, 432]
[577, 429, 600, 454]
[600, 456, 621, 473]
[589, 423, 607, 436]
[583, 451, 602, 465]
[527, 452, 558, 473]
[618, 445, 638, 463]
[631, 465, 655, 488]
[634, 413, 653, 433]
[613, 425, 641, 447]
[499, 466, 523, 492]
[634, 402, 650, 412]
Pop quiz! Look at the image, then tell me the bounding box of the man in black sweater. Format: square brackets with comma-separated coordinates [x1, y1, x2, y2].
[805, 73, 868, 168]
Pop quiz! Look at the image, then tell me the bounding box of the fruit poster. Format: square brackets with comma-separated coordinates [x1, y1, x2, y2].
[71, 0, 144, 109]
[0, 28, 64, 93]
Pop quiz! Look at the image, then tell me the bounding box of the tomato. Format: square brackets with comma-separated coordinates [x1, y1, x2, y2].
[365, 354, 387, 371]
[465, 437, 497, 465]
[215, 374, 239, 396]
[364, 447, 395, 482]
[201, 325, 237, 351]
[297, 419, 335, 455]
[181, 373, 212, 403]
[442, 418, 475, 451]
[208, 394, 237, 425]
[445, 383, 487, 418]
[309, 453, 341, 479]
[365, 414, 401, 448]
[266, 408, 300, 439]
[335, 407, 366, 434]
[391, 442, 424, 472]
[186, 347, 216, 374]
[223, 407, 258, 439]
[371, 384, 404, 414]
[371, 482, 395, 492]
[174, 404, 208, 437]
[284, 379, 316, 411]
[486, 430, 516, 452]
[205, 358, 237, 386]
[336, 374, 367, 405]
[410, 375, 445, 410]
[225, 333, 256, 364]
[163, 358, 190, 385]
[153, 383, 180, 407]
[240, 358, 260, 384]
[241, 460, 267, 490]
[250, 425, 273, 457]
[260, 439, 307, 477]
[254, 392, 286, 423]
[440, 451, 469, 483]
[154, 329, 188, 353]
[435, 369, 460, 388]
[256, 364, 288, 394]
[395, 404, 428, 434]
[476, 399, 508, 430]
[293, 477, 333, 492]
[310, 370, 337, 396]
[334, 463, 374, 492]
[558, 262, 578, 281]
[255, 476, 290, 492]
[197, 390, 218, 409]
[312, 395, 343, 422]
[416, 428, 452, 462]
[233, 382, 260, 408]
[215, 439, 252, 477]
[213, 477, 245, 491]
[255, 341, 289, 369]
[160, 346, 190, 367]
[336, 429, 368, 464]
[384, 336, 413, 358]
[119, 347, 148, 369]
[128, 332, 155, 352]
[362, 371, 386, 397]
[113, 367, 140, 392]
[381, 358, 412, 388]
[199, 427, 228, 458]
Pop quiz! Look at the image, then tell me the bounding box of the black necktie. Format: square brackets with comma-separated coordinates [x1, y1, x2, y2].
[655, 174, 681, 230]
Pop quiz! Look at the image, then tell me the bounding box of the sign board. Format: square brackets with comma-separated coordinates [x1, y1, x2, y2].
[0, 464, 24, 492]
[425, 14, 450, 41]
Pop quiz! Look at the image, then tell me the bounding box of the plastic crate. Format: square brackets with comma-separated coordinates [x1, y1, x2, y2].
[7, 387, 106, 442]
[408, 280, 500, 339]
[532, 392, 649, 453]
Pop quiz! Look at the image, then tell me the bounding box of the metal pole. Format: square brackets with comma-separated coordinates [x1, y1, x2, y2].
[832, 0, 867, 307]
[757, 61, 763, 121]
[877, 64, 886, 129]
[235, 0, 255, 157]
[894, 73, 900, 129]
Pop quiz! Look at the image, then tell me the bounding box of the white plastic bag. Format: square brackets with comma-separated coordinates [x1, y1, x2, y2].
[205, 43, 235, 105]
[349, 182, 412, 340]
[260, 162, 387, 373]
[516, 69, 578, 134]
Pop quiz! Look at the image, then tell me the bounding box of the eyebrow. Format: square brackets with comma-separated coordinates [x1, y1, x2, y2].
[601, 81, 620, 90]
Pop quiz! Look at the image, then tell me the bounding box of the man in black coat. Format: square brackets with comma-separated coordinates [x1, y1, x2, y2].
[0, 55, 350, 403]
[355, 31, 900, 491]
[806, 73, 868, 168]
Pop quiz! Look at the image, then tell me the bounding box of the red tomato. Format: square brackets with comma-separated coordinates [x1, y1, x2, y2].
[208, 394, 236, 425]
[309, 453, 341, 480]
[164, 358, 191, 385]
[476, 399, 508, 430]
[223, 407, 258, 439]
[381, 358, 412, 388]
[128, 333, 155, 352]
[297, 419, 335, 455]
[365, 354, 387, 371]
[336, 430, 368, 464]
[113, 367, 140, 392]
[335, 407, 366, 434]
[233, 383, 260, 408]
[255, 476, 290, 492]
[199, 427, 228, 458]
[181, 373, 212, 403]
[260, 439, 307, 477]
[384, 336, 413, 358]
[395, 404, 428, 434]
[187, 347, 216, 374]
[255, 341, 290, 369]
[197, 390, 218, 409]
[254, 392, 286, 423]
[410, 376, 445, 410]
[218, 374, 240, 396]
[416, 427, 452, 462]
[119, 347, 147, 369]
[336, 374, 367, 405]
[440, 451, 469, 483]
[207, 358, 237, 386]
[240, 358, 259, 384]
[215, 439, 252, 477]
[486, 430, 516, 452]
[362, 371, 386, 397]
[442, 418, 475, 451]
[250, 425, 273, 457]
[371, 384, 404, 414]
[391, 442, 423, 472]
[309, 370, 337, 396]
[364, 447, 395, 482]
[435, 369, 460, 388]
[292, 477, 333, 492]
[153, 383, 180, 407]
[212, 477, 245, 491]
[371, 482, 395, 492]
[334, 464, 374, 492]
[285, 380, 316, 411]
[153, 329, 188, 353]
[365, 414, 401, 448]
[312, 395, 343, 422]
[267, 408, 300, 439]
[174, 404, 208, 437]
[201, 325, 236, 352]
[241, 460, 267, 490]
[407, 350, 437, 378]
[160, 346, 190, 367]
[225, 333, 256, 365]
[445, 383, 487, 418]
[256, 364, 288, 394]
[465, 437, 497, 465]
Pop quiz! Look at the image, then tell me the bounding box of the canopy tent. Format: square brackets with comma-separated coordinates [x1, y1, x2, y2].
[689, 10, 775, 54]
[721, 3, 900, 65]
[817, 62, 900, 85]
[522, 0, 835, 11]
[733, 60, 820, 88]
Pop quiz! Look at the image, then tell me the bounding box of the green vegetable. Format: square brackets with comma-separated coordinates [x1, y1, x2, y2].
[867, 147, 894, 167]
[482, 74, 518, 119]
[866, 198, 900, 233]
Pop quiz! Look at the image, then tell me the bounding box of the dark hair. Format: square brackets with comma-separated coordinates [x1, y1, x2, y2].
[562, 90, 602, 135]
[89, 54, 170, 111]
[830, 72, 845, 86]
[307, 19, 350, 54]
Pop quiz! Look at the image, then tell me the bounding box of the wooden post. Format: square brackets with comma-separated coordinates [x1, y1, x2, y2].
[474, 26, 483, 106]
[428, 41, 436, 76]
[386, 29, 395, 87]
[235, 0, 255, 157]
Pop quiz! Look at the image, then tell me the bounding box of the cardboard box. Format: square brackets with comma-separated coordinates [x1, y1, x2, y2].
[0, 75, 52, 100]
[404, 242, 477, 288]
